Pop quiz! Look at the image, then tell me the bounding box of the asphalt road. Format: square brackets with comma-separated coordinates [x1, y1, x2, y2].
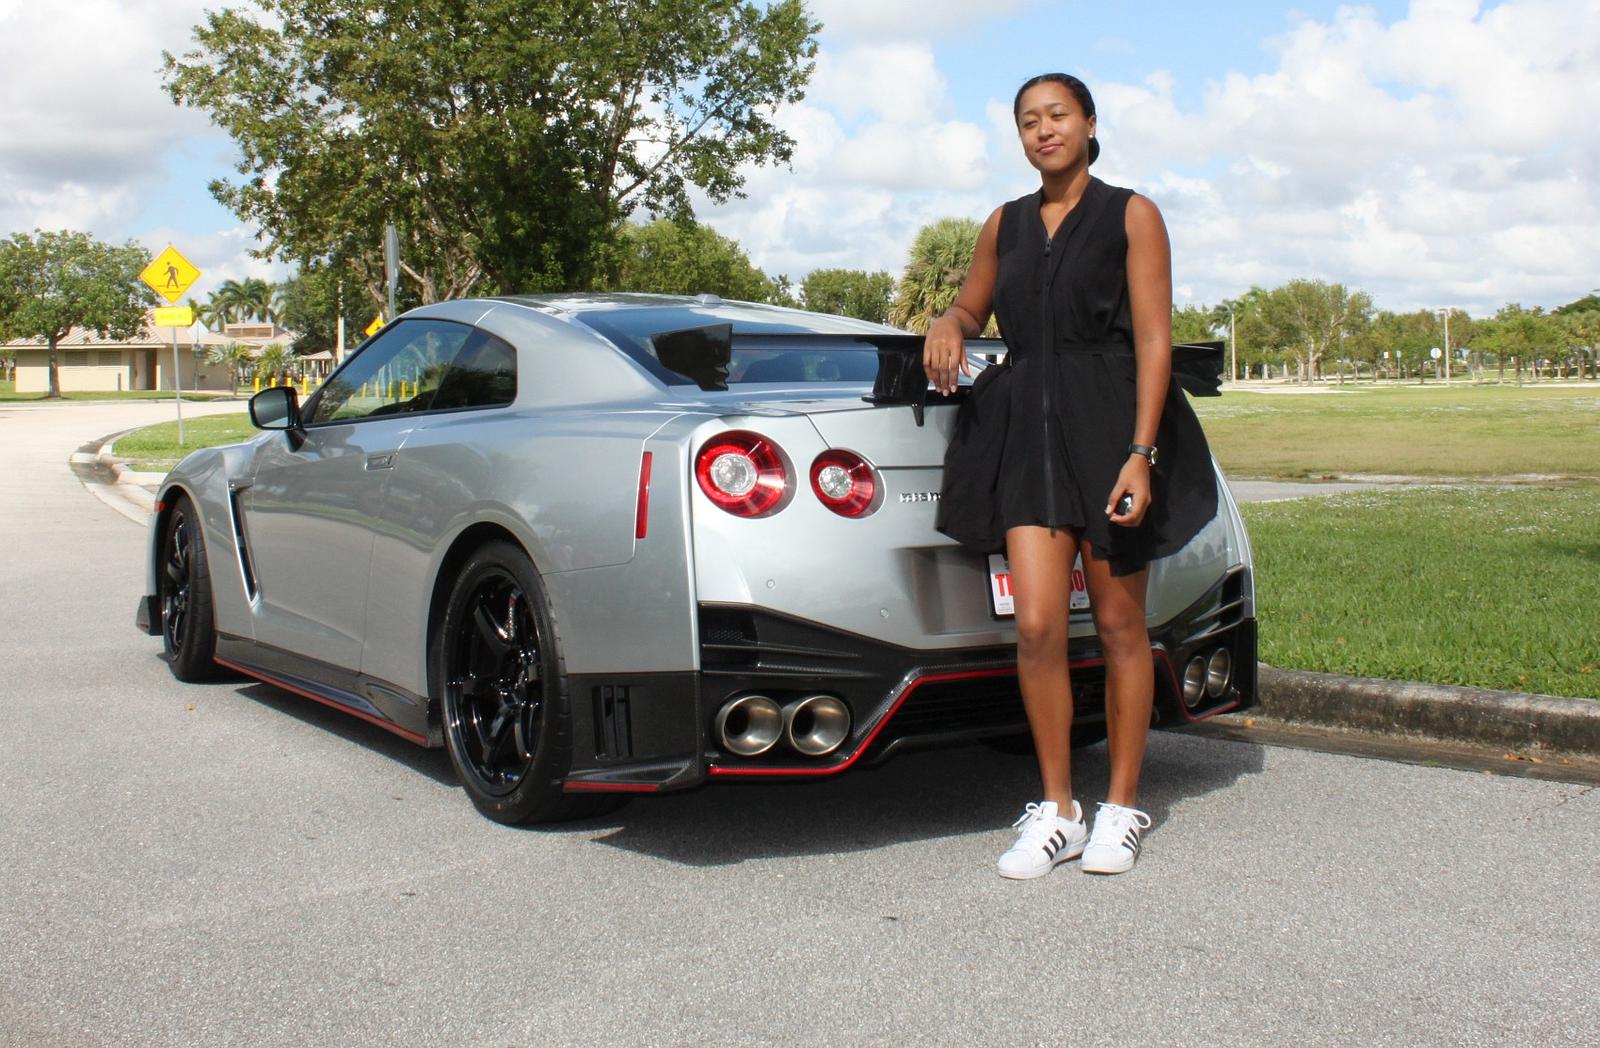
[2, 402, 1596, 1046]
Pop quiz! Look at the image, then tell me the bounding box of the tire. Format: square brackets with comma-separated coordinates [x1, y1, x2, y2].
[159, 494, 220, 682]
[433, 541, 626, 824]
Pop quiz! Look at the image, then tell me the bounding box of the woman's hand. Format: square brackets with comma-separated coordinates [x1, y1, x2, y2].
[923, 314, 971, 395]
[1106, 455, 1152, 527]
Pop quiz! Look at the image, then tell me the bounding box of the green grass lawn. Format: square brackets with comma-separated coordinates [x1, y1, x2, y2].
[1196, 383, 1600, 480]
[112, 413, 259, 472]
[1242, 484, 1599, 698]
[0, 386, 239, 402]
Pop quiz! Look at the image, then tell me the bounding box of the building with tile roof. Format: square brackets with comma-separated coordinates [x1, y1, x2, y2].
[2, 310, 301, 393]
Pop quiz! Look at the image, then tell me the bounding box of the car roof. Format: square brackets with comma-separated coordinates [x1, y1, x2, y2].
[486, 292, 898, 334]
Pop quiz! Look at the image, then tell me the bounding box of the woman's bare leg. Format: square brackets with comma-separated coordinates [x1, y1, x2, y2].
[1004, 526, 1081, 811]
[1078, 547, 1153, 808]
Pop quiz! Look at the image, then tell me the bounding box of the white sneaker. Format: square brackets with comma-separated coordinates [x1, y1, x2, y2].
[996, 800, 1087, 880]
[1081, 802, 1153, 875]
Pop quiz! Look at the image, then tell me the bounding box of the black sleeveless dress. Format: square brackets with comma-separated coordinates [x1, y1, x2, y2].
[935, 177, 1218, 576]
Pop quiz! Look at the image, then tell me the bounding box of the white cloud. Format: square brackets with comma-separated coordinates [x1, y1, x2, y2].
[807, 0, 1033, 40]
[808, 43, 953, 122]
[1093, 0, 1600, 313]
[0, 0, 215, 237]
[695, 38, 999, 279]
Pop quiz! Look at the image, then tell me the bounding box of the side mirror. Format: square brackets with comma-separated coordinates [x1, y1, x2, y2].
[249, 385, 303, 432]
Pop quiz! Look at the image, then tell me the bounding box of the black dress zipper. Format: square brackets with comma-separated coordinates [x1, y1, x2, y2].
[1041, 234, 1057, 528]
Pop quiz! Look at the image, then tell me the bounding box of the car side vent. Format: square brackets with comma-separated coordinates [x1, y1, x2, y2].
[592, 685, 634, 759]
[228, 489, 259, 601]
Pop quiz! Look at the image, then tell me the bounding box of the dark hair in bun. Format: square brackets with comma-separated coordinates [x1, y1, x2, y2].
[1013, 73, 1099, 165]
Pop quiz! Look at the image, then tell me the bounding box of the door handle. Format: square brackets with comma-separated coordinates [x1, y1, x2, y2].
[365, 453, 395, 471]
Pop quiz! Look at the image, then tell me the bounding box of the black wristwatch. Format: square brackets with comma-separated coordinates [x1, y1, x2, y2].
[1128, 443, 1158, 466]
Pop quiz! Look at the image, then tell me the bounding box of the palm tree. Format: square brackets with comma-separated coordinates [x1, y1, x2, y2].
[255, 342, 295, 385]
[269, 282, 293, 328]
[212, 278, 275, 324]
[187, 296, 222, 332]
[888, 218, 997, 335]
[208, 342, 254, 395]
[239, 277, 273, 323]
[210, 280, 248, 324]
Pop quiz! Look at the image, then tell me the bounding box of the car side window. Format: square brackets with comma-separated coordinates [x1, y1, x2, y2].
[430, 331, 517, 410]
[308, 319, 474, 425]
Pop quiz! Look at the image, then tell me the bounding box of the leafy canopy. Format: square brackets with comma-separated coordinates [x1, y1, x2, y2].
[0, 230, 152, 397]
[609, 219, 779, 303]
[163, 0, 819, 306]
[802, 269, 893, 323]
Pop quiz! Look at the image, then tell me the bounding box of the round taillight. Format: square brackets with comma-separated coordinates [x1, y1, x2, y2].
[695, 431, 788, 516]
[810, 450, 876, 517]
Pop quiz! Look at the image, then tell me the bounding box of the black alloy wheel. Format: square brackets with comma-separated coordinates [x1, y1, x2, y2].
[160, 495, 219, 681]
[435, 541, 623, 824]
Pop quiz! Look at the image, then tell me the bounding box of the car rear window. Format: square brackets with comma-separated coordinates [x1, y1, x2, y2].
[575, 306, 890, 387]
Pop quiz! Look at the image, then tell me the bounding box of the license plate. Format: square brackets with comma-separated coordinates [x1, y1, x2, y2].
[988, 553, 1090, 617]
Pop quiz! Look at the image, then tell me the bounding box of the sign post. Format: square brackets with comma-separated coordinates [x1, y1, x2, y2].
[140, 246, 203, 445]
[383, 224, 399, 324]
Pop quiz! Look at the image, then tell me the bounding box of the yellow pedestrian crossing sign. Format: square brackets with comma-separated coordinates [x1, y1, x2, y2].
[365, 315, 385, 337]
[140, 245, 201, 304]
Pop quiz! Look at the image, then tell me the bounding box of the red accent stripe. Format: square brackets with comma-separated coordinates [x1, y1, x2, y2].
[635, 451, 653, 539]
[562, 780, 661, 794]
[707, 659, 1081, 779]
[213, 655, 429, 745]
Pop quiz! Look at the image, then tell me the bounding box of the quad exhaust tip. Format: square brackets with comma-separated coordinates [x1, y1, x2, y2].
[1182, 647, 1234, 708]
[714, 693, 853, 758]
[783, 694, 852, 757]
[713, 694, 783, 757]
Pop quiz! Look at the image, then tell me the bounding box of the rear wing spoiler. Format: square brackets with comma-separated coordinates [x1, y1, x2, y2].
[649, 327, 1222, 426]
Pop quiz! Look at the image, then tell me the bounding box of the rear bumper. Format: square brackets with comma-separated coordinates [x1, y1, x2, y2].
[561, 566, 1255, 792]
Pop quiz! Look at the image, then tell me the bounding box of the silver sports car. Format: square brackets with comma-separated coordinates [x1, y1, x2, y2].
[136, 294, 1255, 824]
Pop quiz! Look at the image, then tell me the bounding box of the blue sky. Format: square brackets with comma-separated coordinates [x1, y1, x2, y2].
[2, 0, 1595, 317]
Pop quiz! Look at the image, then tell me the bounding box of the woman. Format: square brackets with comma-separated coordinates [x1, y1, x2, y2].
[924, 73, 1216, 878]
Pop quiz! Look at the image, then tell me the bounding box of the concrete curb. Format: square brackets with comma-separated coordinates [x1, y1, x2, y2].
[96, 437, 165, 488]
[1220, 665, 1600, 758]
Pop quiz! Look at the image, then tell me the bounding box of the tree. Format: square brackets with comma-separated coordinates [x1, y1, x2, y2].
[208, 342, 254, 395]
[187, 295, 223, 332]
[1349, 309, 1438, 377]
[1554, 293, 1600, 316]
[163, 0, 819, 307]
[802, 269, 894, 323]
[255, 343, 295, 384]
[0, 230, 152, 398]
[1171, 304, 1218, 344]
[609, 219, 779, 302]
[1559, 310, 1600, 379]
[889, 218, 997, 335]
[1255, 279, 1373, 382]
[212, 277, 273, 324]
[274, 263, 371, 354]
[1473, 304, 1561, 380]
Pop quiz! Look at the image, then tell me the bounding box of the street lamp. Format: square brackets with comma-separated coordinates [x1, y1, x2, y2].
[1228, 305, 1238, 384]
[1437, 307, 1452, 386]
